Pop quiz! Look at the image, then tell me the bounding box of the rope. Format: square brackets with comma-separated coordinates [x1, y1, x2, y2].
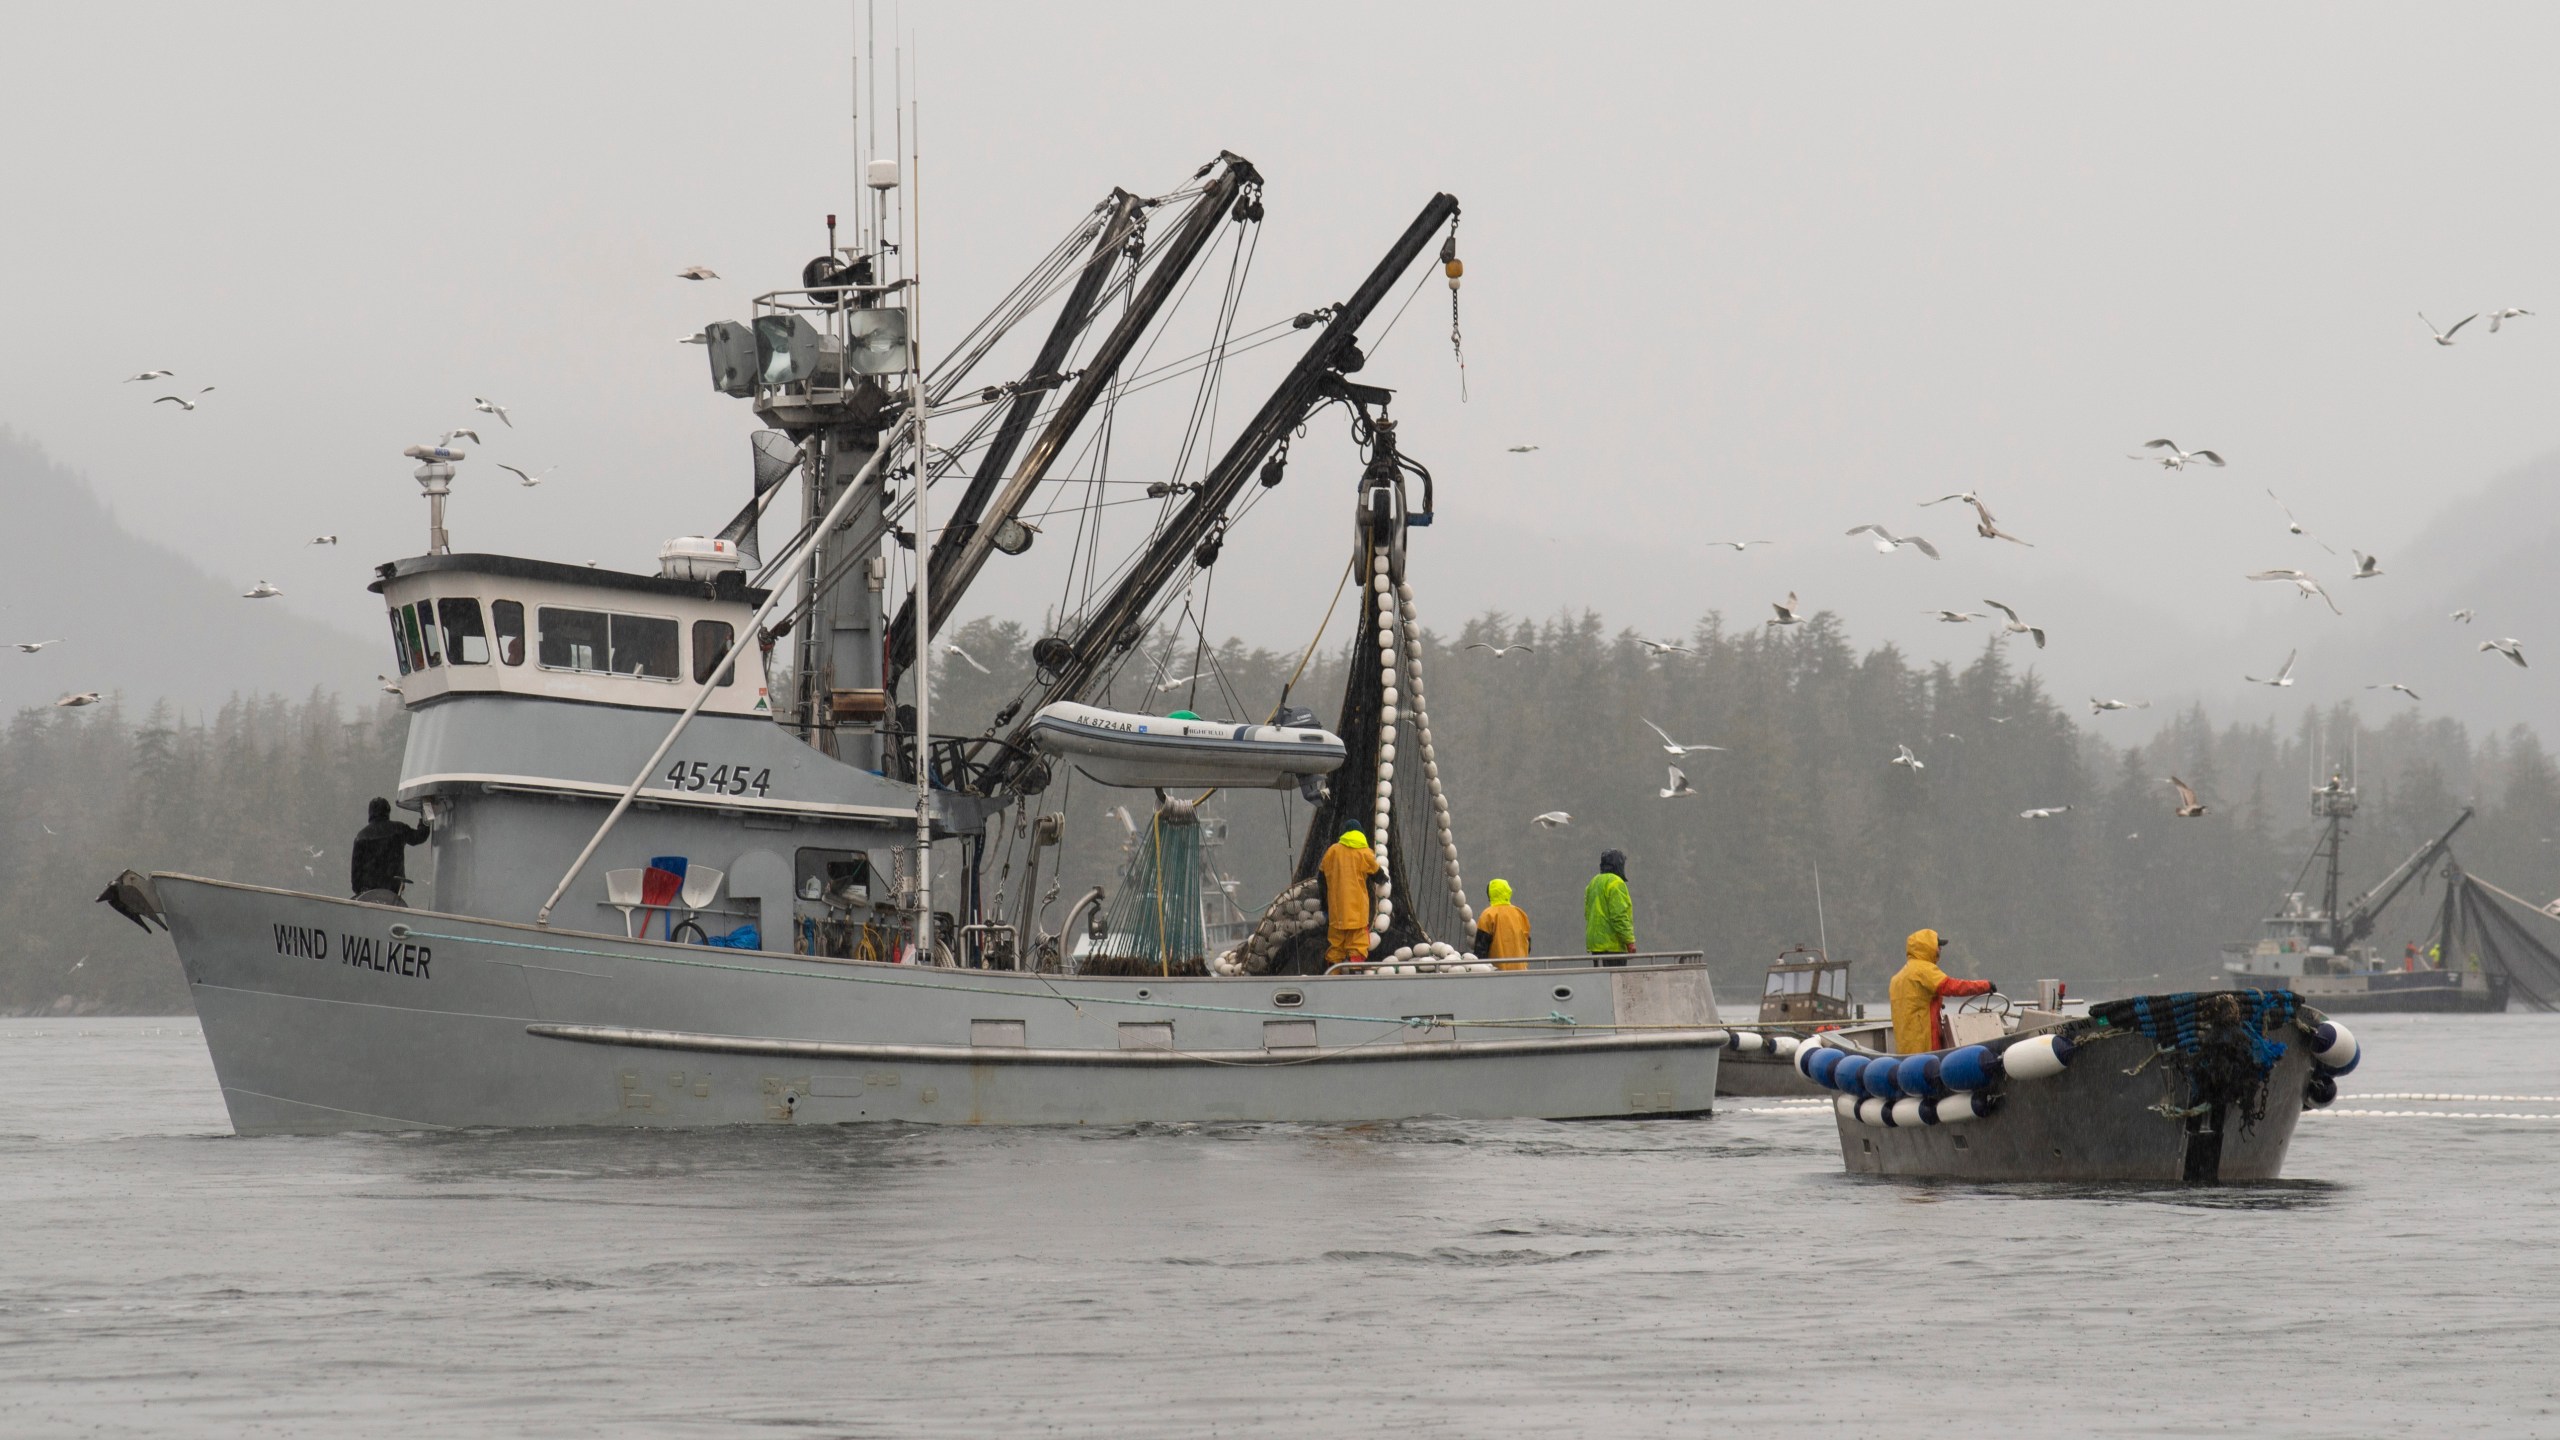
[1271, 555, 1357, 718]
[2310, 1109, 2560, 1121]
[2346, 1092, 2560, 1103]
[388, 925, 1670, 1034]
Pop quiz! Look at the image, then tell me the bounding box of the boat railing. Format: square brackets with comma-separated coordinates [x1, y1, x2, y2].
[1324, 949, 1706, 976]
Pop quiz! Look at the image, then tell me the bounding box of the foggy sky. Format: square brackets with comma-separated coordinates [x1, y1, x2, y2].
[7, 3, 2560, 737]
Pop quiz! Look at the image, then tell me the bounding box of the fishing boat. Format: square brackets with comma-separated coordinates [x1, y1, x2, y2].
[117, 141, 1726, 1133]
[1714, 946, 1889, 1097]
[2221, 773, 2504, 1014]
[1793, 991, 2357, 1183]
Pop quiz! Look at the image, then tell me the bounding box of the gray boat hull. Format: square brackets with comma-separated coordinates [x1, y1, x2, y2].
[157, 874, 1724, 1134]
[1835, 1029, 2315, 1183]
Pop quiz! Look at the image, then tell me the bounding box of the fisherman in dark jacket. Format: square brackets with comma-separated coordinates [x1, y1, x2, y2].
[350, 797, 430, 903]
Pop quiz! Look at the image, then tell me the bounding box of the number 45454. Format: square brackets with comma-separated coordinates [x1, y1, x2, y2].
[664, 760, 772, 797]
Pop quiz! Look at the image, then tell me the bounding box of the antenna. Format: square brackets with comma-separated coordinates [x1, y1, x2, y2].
[1813, 861, 1829, 955]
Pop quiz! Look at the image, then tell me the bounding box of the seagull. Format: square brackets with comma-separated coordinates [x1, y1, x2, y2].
[1506, 445, 1540, 453]
[1531, 811, 1573, 830]
[2019, 805, 2072, 820]
[2245, 568, 2343, 614]
[2367, 682, 2421, 702]
[1846, 525, 1941, 558]
[56, 691, 101, 708]
[497, 464, 553, 488]
[1154, 672, 1199, 691]
[2131, 439, 2225, 470]
[677, 265, 720, 281]
[2167, 776, 2208, 818]
[2450, 608, 2476, 624]
[1767, 593, 1804, 628]
[242, 580, 284, 599]
[2245, 650, 2298, 687]
[472, 397, 512, 428]
[1641, 719, 1725, 758]
[1923, 492, 2030, 545]
[1990, 714, 2011, 724]
[2420, 311, 2477, 346]
[1890, 744, 1924, 771]
[1465, 642, 1535, 658]
[1983, 599, 2045, 648]
[1637, 637, 1693, 657]
[2489, 307, 2534, 333]
[308, 535, 337, 546]
[2089, 697, 2150, 714]
[2350, 550, 2382, 580]
[2480, 637, 2529, 668]
[2264, 489, 2336, 553]
[377, 674, 403, 694]
[1658, 766, 1698, 799]
[1702, 539, 1774, 552]
[152, 394, 201, 411]
[123, 369, 173, 383]
[1926, 610, 1987, 624]
[440, 429, 482, 447]
[945, 644, 991, 675]
[11, 639, 66, 653]
[681, 331, 709, 345]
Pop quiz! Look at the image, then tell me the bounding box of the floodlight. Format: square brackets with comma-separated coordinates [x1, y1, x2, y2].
[704, 321, 759, 397]
[849, 307, 910, 375]
[991, 516, 1037, 556]
[753, 314, 822, 386]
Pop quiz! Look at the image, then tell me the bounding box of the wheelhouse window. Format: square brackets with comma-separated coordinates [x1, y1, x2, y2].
[492, 599, 526, 666]
[538, 607, 608, 673]
[388, 611, 413, 675]
[438, 598, 489, 665]
[413, 601, 443, 667]
[611, 615, 679, 680]
[693, 620, 736, 686]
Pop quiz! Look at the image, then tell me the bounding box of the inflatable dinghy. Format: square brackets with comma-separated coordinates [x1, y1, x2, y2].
[1026, 702, 1346, 790]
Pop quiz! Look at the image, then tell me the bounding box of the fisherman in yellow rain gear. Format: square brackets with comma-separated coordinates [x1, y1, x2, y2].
[1472, 878, 1531, 966]
[1888, 928, 1996, 1053]
[1320, 829, 1381, 966]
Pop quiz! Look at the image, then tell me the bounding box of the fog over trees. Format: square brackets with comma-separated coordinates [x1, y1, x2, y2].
[15, 608, 2557, 1016]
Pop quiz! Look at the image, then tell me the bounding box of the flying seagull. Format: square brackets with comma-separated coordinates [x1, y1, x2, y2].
[2089, 697, 2150, 714]
[1926, 610, 1988, 624]
[123, 369, 173, 383]
[2131, 439, 2225, 470]
[1531, 811, 1572, 829]
[681, 331, 708, 345]
[497, 464, 553, 488]
[2264, 489, 2336, 553]
[11, 639, 66, 653]
[1465, 641, 1535, 657]
[1983, 599, 2046, 648]
[2246, 650, 2298, 687]
[2450, 608, 2477, 624]
[1702, 539, 1774, 552]
[1767, 593, 1804, 628]
[472, 396, 512, 428]
[308, 535, 337, 546]
[2168, 776, 2208, 817]
[944, 644, 991, 675]
[2480, 637, 2529, 668]
[1153, 672, 1199, 692]
[56, 691, 101, 708]
[2420, 311, 2476, 346]
[1846, 524, 1941, 558]
[1506, 445, 1540, 453]
[152, 394, 202, 411]
[2489, 307, 2534, 333]
[1890, 743, 1925, 771]
[1924, 492, 2029, 545]
[2245, 568, 2343, 615]
[1659, 766, 1698, 799]
[677, 265, 720, 281]
[242, 580, 284, 599]
[1637, 637, 1694, 657]
[376, 674, 403, 695]
[2351, 550, 2382, 580]
[2367, 682, 2421, 702]
[1641, 719, 1725, 758]
[2019, 805, 2072, 820]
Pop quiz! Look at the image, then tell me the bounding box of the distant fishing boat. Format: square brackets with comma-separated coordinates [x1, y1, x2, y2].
[1715, 946, 1888, 1097]
[1793, 990, 2356, 1183]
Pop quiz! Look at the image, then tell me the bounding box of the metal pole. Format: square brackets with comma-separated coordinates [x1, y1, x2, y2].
[533, 439, 896, 927]
[910, 93, 934, 968]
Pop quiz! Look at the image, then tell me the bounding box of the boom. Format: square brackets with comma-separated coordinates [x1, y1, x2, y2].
[2339, 807, 2474, 947]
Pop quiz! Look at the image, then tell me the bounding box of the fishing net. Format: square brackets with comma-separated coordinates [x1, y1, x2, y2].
[1080, 799, 1209, 976]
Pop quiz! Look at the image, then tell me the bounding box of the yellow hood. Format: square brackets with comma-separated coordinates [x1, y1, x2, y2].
[1905, 929, 1941, 966]
[1337, 830, 1369, 850]
[1487, 878, 1513, 906]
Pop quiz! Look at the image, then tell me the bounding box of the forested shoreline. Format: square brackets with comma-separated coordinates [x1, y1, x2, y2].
[10, 610, 2558, 1014]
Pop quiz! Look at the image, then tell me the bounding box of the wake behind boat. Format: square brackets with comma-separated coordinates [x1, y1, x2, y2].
[123, 148, 1726, 1133]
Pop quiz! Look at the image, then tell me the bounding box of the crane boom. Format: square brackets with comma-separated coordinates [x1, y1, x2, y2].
[2340, 807, 2474, 946]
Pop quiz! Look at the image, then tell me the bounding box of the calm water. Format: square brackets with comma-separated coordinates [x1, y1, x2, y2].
[1, 1013, 2555, 1438]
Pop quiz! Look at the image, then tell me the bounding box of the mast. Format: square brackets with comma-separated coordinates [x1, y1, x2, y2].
[1001, 192, 1461, 749]
[2312, 768, 2357, 950]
